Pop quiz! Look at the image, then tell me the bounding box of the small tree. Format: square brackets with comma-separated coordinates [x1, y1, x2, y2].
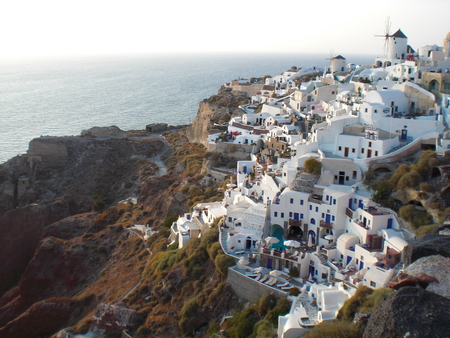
[304, 157, 322, 175]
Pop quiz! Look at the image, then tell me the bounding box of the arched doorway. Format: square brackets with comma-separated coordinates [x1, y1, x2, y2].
[270, 224, 284, 248]
[288, 225, 303, 240]
[308, 230, 316, 244]
[429, 79, 440, 92]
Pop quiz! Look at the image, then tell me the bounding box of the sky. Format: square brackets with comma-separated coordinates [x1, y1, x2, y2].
[1, 0, 449, 57]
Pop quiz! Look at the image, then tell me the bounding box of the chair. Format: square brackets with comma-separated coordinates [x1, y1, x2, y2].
[254, 274, 262, 281]
[268, 278, 278, 286]
[277, 282, 289, 288]
[259, 275, 269, 283]
[264, 277, 275, 285]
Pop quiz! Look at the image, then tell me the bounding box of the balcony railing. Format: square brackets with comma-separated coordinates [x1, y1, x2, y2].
[346, 207, 354, 219]
[319, 220, 333, 228]
[289, 219, 303, 227]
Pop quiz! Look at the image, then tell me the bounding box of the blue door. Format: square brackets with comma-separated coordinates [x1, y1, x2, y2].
[401, 129, 407, 141]
[360, 261, 364, 270]
[243, 166, 247, 174]
[359, 200, 364, 209]
[346, 256, 352, 265]
[268, 259, 272, 269]
[326, 214, 331, 223]
[294, 213, 299, 221]
[387, 218, 393, 229]
[309, 265, 315, 277]
[348, 198, 353, 209]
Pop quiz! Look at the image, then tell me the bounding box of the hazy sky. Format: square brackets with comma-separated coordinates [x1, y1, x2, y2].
[1, 0, 449, 57]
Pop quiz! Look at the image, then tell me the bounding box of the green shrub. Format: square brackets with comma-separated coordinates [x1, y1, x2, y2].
[337, 285, 373, 321]
[399, 205, 433, 229]
[207, 242, 223, 260]
[256, 293, 277, 317]
[358, 288, 393, 313]
[163, 216, 178, 228]
[179, 185, 189, 194]
[397, 170, 422, 189]
[302, 320, 362, 338]
[288, 267, 299, 278]
[420, 182, 434, 193]
[415, 223, 439, 236]
[264, 298, 290, 326]
[289, 287, 300, 296]
[251, 320, 276, 338]
[214, 254, 236, 275]
[304, 157, 322, 174]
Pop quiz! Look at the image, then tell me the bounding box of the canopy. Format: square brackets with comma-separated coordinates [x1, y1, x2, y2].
[265, 236, 280, 244]
[284, 240, 301, 247]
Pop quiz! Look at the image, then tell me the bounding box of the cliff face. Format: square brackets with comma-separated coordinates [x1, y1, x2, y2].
[0, 196, 90, 297]
[185, 87, 248, 146]
[0, 132, 164, 298]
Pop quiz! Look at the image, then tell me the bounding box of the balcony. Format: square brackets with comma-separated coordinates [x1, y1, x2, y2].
[345, 207, 354, 219]
[319, 220, 333, 229]
[308, 194, 323, 204]
[289, 219, 303, 227]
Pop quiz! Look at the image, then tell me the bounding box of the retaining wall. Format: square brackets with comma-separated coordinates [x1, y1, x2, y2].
[228, 268, 287, 303]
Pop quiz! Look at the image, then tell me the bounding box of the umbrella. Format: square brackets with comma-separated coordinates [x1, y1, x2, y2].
[307, 234, 314, 247]
[238, 257, 249, 265]
[324, 234, 336, 241]
[265, 236, 279, 244]
[254, 267, 269, 274]
[270, 270, 283, 277]
[284, 240, 301, 248]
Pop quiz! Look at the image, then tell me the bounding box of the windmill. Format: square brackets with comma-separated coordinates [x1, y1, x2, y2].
[374, 16, 392, 56]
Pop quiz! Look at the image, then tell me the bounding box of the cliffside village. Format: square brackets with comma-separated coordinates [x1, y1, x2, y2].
[166, 30, 450, 337]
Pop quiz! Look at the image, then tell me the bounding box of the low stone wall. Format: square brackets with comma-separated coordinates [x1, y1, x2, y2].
[228, 268, 287, 303]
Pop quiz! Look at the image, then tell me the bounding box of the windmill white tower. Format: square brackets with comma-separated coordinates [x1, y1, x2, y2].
[375, 17, 408, 65]
[326, 50, 346, 73]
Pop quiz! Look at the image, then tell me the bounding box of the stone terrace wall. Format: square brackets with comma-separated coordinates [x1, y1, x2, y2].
[228, 268, 287, 302]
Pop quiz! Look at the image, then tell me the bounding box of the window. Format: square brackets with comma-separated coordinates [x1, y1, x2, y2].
[338, 146, 342, 151]
[290, 198, 294, 204]
[289, 212, 292, 218]
[300, 213, 304, 219]
[365, 108, 368, 112]
[228, 217, 232, 222]
[361, 148, 365, 153]
[375, 151, 378, 156]
[310, 205, 312, 210]
[361, 255, 364, 261]
[281, 213, 284, 218]
[315, 207, 319, 212]
[310, 260, 314, 266]
[333, 199, 336, 205]
[332, 215, 335, 221]
[368, 142, 372, 147]
[326, 195, 329, 201]
[322, 213, 325, 218]
[374, 109, 378, 113]
[346, 176, 349, 181]
[274, 212, 278, 217]
[340, 254, 344, 259]
[300, 200, 304, 205]
[352, 148, 355, 153]
[353, 171, 357, 179]
[370, 281, 376, 287]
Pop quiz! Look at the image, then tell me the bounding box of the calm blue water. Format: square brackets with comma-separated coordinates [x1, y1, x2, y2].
[0, 53, 375, 164]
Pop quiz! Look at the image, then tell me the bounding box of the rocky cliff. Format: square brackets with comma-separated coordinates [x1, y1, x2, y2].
[184, 87, 248, 146]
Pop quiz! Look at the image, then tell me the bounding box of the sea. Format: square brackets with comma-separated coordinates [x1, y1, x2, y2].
[0, 52, 375, 164]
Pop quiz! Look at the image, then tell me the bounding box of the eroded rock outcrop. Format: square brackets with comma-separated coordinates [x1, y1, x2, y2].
[363, 287, 450, 338]
[402, 234, 450, 266]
